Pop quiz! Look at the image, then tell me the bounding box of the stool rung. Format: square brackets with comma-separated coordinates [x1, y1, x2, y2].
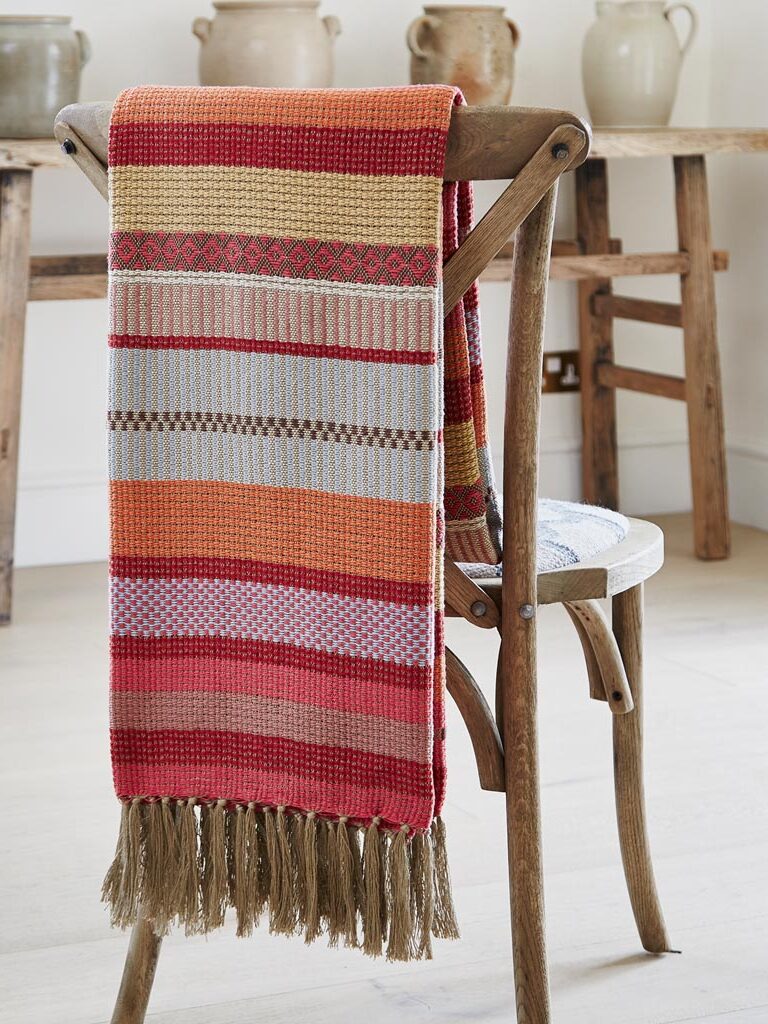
[482, 248, 728, 283]
[28, 253, 108, 301]
[596, 364, 686, 400]
[593, 294, 683, 327]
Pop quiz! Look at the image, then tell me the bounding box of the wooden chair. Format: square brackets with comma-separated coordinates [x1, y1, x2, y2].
[55, 99, 673, 1024]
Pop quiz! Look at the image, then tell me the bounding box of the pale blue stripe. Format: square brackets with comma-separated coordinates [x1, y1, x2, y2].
[109, 428, 437, 503]
[110, 348, 439, 432]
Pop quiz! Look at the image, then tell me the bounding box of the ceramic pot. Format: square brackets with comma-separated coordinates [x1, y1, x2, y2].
[582, 1, 697, 126]
[0, 15, 90, 138]
[192, 0, 341, 88]
[407, 4, 519, 106]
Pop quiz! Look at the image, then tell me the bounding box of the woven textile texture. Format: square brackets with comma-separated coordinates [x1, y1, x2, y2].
[103, 85, 501, 960]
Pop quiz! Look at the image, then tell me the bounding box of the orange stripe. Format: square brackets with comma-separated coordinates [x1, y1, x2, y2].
[112, 86, 456, 132]
[110, 480, 435, 583]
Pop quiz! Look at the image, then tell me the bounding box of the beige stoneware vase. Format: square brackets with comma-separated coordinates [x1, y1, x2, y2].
[192, 0, 341, 88]
[0, 15, 90, 138]
[582, 0, 698, 126]
[407, 4, 520, 106]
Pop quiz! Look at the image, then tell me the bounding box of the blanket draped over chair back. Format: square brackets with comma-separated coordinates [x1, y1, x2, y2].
[103, 84, 501, 961]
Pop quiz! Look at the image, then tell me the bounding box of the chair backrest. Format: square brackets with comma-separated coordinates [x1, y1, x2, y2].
[54, 96, 589, 657]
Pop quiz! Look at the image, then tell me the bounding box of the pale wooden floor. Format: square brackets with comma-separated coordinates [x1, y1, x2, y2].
[1, 514, 767, 1024]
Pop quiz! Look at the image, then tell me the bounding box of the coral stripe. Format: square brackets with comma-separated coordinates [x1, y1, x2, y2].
[110, 634, 430, 690]
[110, 85, 457, 132]
[111, 653, 430, 724]
[110, 479, 436, 582]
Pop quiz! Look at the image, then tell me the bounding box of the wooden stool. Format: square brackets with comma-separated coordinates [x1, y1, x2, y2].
[0, 139, 107, 624]
[577, 128, 768, 561]
[483, 127, 768, 561]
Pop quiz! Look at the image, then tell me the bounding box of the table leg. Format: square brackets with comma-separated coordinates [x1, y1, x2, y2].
[0, 169, 33, 624]
[673, 156, 730, 560]
[576, 159, 619, 509]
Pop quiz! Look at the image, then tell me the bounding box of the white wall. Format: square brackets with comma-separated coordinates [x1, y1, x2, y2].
[8, 0, 764, 566]
[707, 3, 768, 530]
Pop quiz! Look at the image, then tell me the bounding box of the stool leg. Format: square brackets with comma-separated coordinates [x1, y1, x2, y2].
[576, 159, 619, 509]
[0, 169, 33, 625]
[674, 155, 730, 560]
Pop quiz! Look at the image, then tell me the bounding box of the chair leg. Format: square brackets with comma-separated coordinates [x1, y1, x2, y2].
[111, 909, 163, 1024]
[612, 584, 672, 953]
[499, 185, 559, 1024]
[500, 645, 551, 1024]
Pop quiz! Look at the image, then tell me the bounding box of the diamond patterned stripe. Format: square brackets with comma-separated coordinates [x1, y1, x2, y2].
[109, 231, 438, 287]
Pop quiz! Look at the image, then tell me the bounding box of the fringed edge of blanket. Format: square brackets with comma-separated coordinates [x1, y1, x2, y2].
[102, 798, 459, 962]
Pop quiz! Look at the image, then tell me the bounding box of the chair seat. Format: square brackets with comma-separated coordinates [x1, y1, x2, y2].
[460, 498, 630, 578]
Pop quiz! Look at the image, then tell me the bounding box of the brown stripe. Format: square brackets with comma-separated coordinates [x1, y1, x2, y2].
[108, 411, 437, 451]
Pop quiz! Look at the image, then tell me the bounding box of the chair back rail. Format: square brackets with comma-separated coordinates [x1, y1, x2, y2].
[54, 99, 589, 183]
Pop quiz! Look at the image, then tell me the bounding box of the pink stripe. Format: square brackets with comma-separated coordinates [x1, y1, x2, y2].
[110, 576, 432, 665]
[111, 655, 429, 724]
[111, 691, 430, 762]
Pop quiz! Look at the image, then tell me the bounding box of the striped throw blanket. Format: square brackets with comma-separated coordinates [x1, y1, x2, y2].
[103, 85, 501, 961]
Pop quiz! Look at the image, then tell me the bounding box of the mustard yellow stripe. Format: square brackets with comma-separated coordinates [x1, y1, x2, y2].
[110, 165, 443, 247]
[444, 421, 481, 488]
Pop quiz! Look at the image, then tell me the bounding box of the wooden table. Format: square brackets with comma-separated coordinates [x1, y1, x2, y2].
[1, 128, 766, 622]
[484, 127, 768, 561]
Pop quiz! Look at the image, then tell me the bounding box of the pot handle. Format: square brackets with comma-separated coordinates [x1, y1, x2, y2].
[192, 16, 212, 43]
[665, 2, 698, 56]
[76, 29, 91, 68]
[406, 15, 439, 59]
[506, 18, 521, 50]
[322, 14, 342, 39]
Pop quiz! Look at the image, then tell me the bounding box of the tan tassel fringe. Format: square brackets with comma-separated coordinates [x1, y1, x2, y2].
[362, 819, 385, 956]
[302, 811, 320, 943]
[387, 826, 413, 961]
[431, 816, 460, 939]
[336, 818, 358, 948]
[102, 801, 458, 962]
[174, 798, 200, 933]
[142, 798, 178, 933]
[200, 800, 228, 930]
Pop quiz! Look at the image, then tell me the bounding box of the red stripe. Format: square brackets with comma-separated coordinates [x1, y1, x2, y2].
[110, 635, 431, 690]
[111, 728, 432, 798]
[108, 333, 436, 364]
[110, 122, 449, 177]
[444, 375, 474, 425]
[109, 231, 438, 288]
[110, 555, 433, 605]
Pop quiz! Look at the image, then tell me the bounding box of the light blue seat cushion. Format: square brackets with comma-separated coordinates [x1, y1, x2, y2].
[459, 498, 630, 578]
